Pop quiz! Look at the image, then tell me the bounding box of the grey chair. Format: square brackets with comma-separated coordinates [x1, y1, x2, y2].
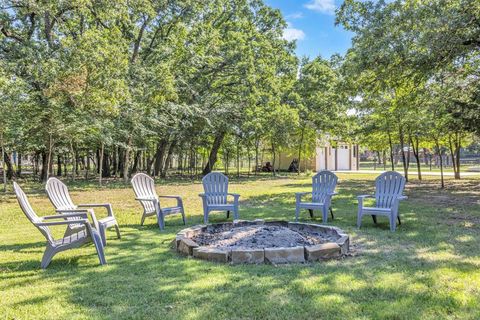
[357, 171, 408, 232]
[199, 172, 239, 224]
[131, 173, 186, 230]
[295, 170, 338, 222]
[46, 177, 120, 246]
[13, 182, 106, 269]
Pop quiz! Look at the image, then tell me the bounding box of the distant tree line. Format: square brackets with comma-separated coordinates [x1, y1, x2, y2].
[0, 0, 478, 190]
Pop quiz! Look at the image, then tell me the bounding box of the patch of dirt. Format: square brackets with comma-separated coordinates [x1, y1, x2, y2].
[192, 225, 338, 250]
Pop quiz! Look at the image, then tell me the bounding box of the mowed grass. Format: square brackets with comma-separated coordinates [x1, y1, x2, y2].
[1, 173, 480, 319]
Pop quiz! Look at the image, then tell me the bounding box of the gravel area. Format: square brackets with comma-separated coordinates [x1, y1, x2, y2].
[192, 225, 337, 250]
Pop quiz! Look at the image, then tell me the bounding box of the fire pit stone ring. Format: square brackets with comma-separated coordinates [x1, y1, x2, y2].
[174, 219, 349, 264]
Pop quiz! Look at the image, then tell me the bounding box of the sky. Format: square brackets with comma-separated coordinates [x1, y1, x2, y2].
[265, 0, 353, 59]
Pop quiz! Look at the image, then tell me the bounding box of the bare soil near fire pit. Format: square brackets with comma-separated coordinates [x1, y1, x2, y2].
[192, 225, 338, 250]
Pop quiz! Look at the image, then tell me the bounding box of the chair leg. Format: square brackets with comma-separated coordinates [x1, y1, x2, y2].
[321, 206, 328, 223]
[226, 210, 230, 219]
[308, 209, 314, 218]
[157, 211, 165, 230]
[91, 230, 107, 265]
[295, 205, 300, 221]
[99, 224, 107, 247]
[181, 209, 187, 225]
[140, 211, 147, 226]
[390, 214, 396, 232]
[41, 245, 56, 269]
[372, 215, 377, 224]
[233, 206, 239, 220]
[357, 207, 363, 228]
[204, 210, 209, 224]
[330, 207, 334, 220]
[114, 224, 121, 239]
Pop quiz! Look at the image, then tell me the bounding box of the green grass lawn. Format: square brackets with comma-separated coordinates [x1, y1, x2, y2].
[1, 173, 480, 319]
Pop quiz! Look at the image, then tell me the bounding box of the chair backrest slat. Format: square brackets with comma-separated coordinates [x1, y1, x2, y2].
[375, 171, 406, 208]
[131, 173, 158, 212]
[14, 182, 54, 243]
[46, 178, 76, 209]
[312, 170, 338, 203]
[202, 172, 228, 205]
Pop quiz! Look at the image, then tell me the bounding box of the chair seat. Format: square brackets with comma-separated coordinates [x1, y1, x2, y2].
[98, 216, 117, 227]
[161, 206, 183, 215]
[298, 202, 326, 208]
[361, 206, 392, 214]
[207, 204, 235, 211]
[53, 230, 88, 247]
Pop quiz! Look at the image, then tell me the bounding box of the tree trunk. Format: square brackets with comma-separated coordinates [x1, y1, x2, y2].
[63, 154, 67, 177]
[123, 137, 132, 183]
[434, 139, 444, 188]
[70, 142, 76, 181]
[131, 150, 141, 174]
[43, 134, 54, 182]
[99, 143, 104, 186]
[40, 151, 47, 182]
[202, 131, 226, 175]
[1, 133, 6, 192]
[161, 140, 176, 178]
[297, 127, 305, 175]
[410, 135, 422, 180]
[16, 153, 22, 176]
[154, 139, 168, 177]
[398, 126, 408, 181]
[57, 155, 62, 176]
[254, 138, 260, 175]
[388, 131, 395, 171]
[449, 133, 461, 179]
[236, 140, 240, 178]
[112, 147, 117, 177]
[85, 152, 90, 179]
[247, 144, 251, 176]
[271, 142, 276, 177]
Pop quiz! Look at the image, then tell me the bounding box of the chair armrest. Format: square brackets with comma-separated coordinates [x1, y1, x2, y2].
[198, 193, 206, 198]
[135, 197, 158, 202]
[44, 212, 89, 219]
[78, 203, 110, 208]
[55, 208, 90, 214]
[398, 195, 408, 200]
[158, 195, 182, 199]
[328, 192, 338, 196]
[357, 195, 374, 200]
[295, 192, 311, 200]
[227, 193, 240, 199]
[53, 209, 99, 230]
[296, 192, 311, 196]
[37, 219, 89, 227]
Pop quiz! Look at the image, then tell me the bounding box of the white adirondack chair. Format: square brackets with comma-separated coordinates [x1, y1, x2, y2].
[131, 173, 186, 230]
[14, 182, 106, 269]
[295, 170, 338, 222]
[45, 177, 120, 246]
[199, 172, 239, 224]
[357, 171, 408, 232]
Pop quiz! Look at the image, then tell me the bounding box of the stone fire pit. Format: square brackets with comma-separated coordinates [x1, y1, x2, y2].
[174, 220, 349, 264]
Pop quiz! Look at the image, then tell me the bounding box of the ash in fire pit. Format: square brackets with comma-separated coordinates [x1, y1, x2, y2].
[175, 220, 350, 265]
[193, 225, 337, 250]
